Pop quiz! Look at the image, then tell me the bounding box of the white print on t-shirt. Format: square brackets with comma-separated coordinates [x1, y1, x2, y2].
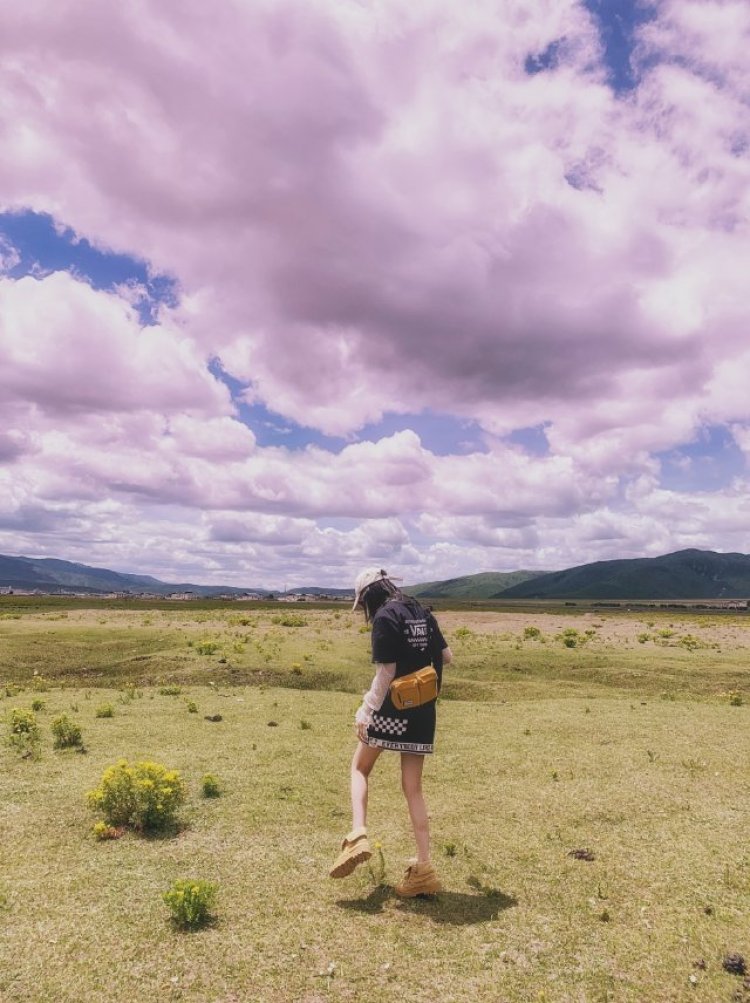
[402, 618, 428, 650]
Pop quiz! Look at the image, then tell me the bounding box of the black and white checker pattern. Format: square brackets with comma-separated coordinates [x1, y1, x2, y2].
[371, 713, 408, 736]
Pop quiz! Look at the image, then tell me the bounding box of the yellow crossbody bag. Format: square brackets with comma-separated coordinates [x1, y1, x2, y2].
[389, 665, 438, 710]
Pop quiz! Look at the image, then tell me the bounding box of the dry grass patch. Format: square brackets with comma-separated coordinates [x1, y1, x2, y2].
[1, 682, 749, 1002]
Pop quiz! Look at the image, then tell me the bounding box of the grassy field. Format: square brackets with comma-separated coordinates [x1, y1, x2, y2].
[1, 600, 749, 1002]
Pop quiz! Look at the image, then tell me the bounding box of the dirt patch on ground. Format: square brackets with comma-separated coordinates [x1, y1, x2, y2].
[435, 609, 750, 649]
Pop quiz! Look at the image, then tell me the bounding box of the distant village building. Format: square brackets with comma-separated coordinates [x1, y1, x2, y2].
[168, 591, 198, 600]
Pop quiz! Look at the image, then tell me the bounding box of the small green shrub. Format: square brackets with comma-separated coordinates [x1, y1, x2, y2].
[523, 626, 541, 640]
[163, 878, 217, 929]
[443, 841, 458, 857]
[201, 774, 222, 798]
[561, 628, 580, 648]
[729, 691, 743, 707]
[196, 642, 218, 656]
[366, 841, 386, 887]
[31, 698, 45, 712]
[159, 686, 182, 696]
[186, 701, 198, 714]
[8, 708, 41, 758]
[454, 627, 474, 639]
[95, 703, 115, 718]
[678, 634, 703, 651]
[300, 719, 312, 730]
[9, 708, 38, 734]
[272, 614, 307, 627]
[637, 632, 651, 644]
[51, 714, 84, 749]
[87, 760, 186, 833]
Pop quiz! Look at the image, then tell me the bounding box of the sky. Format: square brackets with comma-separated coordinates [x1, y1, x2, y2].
[1, 0, 749, 589]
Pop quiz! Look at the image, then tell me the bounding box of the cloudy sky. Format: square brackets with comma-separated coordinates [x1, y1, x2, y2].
[1, 0, 749, 589]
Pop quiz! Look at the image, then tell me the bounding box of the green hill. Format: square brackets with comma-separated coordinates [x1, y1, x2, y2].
[0, 554, 267, 597]
[496, 549, 750, 600]
[407, 570, 548, 600]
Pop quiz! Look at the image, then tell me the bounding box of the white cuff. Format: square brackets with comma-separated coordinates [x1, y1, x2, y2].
[355, 704, 373, 727]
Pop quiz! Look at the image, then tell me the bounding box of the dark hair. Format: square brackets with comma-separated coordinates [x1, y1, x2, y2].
[361, 578, 402, 623]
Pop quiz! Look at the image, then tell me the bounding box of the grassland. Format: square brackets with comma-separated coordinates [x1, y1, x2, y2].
[1, 599, 749, 1002]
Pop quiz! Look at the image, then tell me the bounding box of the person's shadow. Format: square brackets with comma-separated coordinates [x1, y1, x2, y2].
[336, 877, 516, 925]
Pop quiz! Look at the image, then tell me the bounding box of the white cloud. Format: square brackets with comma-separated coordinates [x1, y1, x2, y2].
[0, 0, 749, 581]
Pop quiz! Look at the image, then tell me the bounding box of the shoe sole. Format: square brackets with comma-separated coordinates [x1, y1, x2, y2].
[329, 848, 372, 879]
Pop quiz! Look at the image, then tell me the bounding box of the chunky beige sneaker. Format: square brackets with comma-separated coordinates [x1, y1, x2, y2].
[395, 860, 442, 897]
[328, 827, 372, 878]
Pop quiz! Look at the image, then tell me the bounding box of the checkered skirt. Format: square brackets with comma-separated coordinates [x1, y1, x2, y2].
[365, 693, 436, 755]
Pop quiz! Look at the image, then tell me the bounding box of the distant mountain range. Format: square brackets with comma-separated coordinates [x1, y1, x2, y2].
[0, 554, 268, 597]
[497, 549, 750, 600]
[2, 549, 749, 600]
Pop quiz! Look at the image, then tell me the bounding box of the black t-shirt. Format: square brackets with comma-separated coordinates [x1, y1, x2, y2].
[370, 597, 448, 685]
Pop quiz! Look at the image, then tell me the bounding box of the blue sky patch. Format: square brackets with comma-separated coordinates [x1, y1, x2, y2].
[507, 424, 551, 457]
[581, 0, 656, 92]
[657, 425, 746, 492]
[0, 209, 177, 324]
[525, 39, 566, 76]
[210, 359, 488, 455]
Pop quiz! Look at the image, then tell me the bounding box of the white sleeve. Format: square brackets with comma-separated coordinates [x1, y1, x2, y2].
[355, 662, 397, 724]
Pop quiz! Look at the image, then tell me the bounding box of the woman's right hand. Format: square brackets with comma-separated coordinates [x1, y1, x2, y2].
[354, 704, 371, 743]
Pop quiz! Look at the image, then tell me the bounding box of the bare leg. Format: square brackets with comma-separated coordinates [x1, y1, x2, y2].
[351, 741, 382, 830]
[400, 753, 430, 863]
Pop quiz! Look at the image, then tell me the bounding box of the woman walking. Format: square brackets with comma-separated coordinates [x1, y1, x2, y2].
[329, 568, 453, 896]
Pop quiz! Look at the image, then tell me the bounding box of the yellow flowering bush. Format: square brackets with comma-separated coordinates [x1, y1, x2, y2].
[163, 878, 217, 929]
[8, 708, 41, 758]
[87, 759, 185, 833]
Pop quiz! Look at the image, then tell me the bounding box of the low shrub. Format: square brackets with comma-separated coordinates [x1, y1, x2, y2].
[561, 628, 580, 648]
[196, 642, 219, 656]
[729, 691, 743, 707]
[186, 701, 198, 714]
[51, 714, 84, 749]
[300, 719, 312, 730]
[159, 685, 182, 696]
[163, 878, 217, 929]
[95, 703, 115, 718]
[523, 626, 541, 640]
[87, 760, 186, 833]
[272, 614, 307, 627]
[201, 774, 222, 798]
[31, 699, 45, 712]
[8, 708, 41, 758]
